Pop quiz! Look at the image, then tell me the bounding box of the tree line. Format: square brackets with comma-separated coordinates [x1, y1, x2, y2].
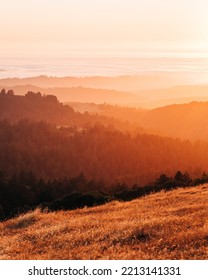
[0, 169, 207, 220]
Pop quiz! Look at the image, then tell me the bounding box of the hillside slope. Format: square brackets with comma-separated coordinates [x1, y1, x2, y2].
[139, 102, 208, 141]
[0, 85, 142, 104]
[0, 185, 207, 260]
[0, 74, 176, 92]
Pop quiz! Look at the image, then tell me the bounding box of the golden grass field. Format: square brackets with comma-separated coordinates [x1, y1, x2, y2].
[0, 185, 207, 260]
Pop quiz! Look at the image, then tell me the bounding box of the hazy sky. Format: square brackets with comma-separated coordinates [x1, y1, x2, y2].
[1, 0, 208, 57]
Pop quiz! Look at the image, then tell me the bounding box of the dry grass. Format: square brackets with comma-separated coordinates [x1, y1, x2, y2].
[0, 185, 207, 260]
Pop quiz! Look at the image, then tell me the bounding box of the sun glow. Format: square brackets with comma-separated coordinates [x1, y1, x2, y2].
[0, 0, 208, 58]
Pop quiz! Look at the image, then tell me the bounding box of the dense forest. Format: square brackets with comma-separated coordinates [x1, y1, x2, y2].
[1, 90, 208, 220]
[1, 119, 208, 186]
[1, 90, 208, 185]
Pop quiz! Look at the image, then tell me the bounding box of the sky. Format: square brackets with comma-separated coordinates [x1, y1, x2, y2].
[0, 0, 208, 58]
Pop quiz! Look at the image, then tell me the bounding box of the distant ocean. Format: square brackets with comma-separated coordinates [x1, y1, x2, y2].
[1, 52, 208, 84]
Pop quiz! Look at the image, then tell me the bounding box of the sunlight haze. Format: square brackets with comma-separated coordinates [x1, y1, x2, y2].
[1, 1, 208, 264]
[0, 0, 208, 57]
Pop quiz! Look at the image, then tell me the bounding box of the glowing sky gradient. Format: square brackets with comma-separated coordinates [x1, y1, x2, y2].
[1, 0, 208, 57]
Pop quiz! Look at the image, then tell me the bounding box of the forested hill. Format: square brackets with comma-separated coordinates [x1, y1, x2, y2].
[0, 90, 138, 131]
[1, 120, 208, 186]
[138, 101, 208, 141]
[1, 89, 208, 188]
[0, 89, 76, 124]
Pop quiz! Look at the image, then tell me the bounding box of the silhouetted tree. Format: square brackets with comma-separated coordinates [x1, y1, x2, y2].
[0, 89, 6, 95]
[7, 89, 14, 96]
[156, 174, 170, 185]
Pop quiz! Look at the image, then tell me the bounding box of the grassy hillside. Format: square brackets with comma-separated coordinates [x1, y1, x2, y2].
[0, 185, 207, 260]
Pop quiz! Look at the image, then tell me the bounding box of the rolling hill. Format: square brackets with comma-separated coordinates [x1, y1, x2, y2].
[0, 74, 177, 92]
[138, 101, 208, 141]
[0, 91, 139, 132]
[0, 85, 141, 104]
[68, 100, 208, 141]
[2, 76, 208, 108]
[0, 184, 207, 259]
